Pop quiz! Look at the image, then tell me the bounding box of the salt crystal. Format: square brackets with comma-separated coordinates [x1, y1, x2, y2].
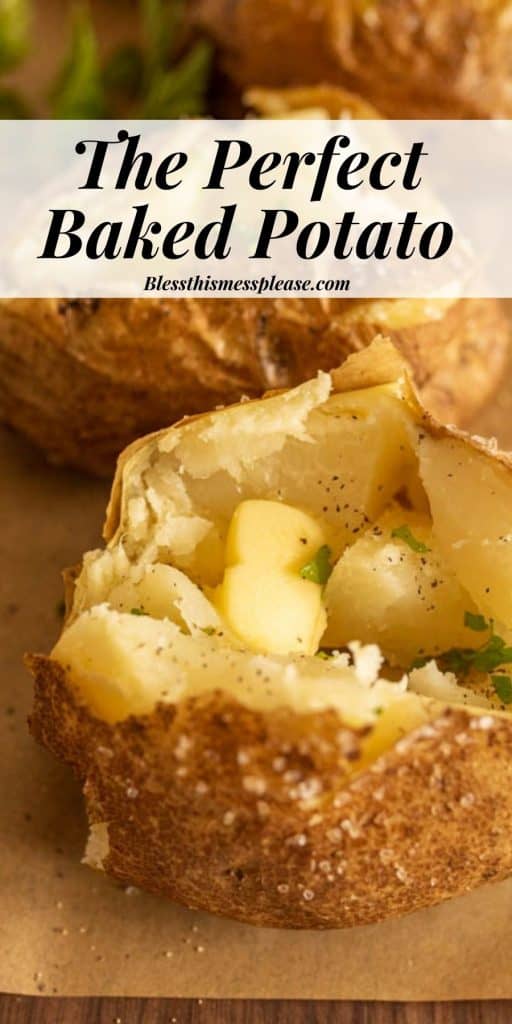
[174, 735, 192, 760]
[341, 819, 361, 839]
[327, 827, 342, 843]
[295, 778, 321, 801]
[470, 715, 495, 731]
[287, 833, 308, 847]
[242, 776, 266, 795]
[308, 813, 323, 827]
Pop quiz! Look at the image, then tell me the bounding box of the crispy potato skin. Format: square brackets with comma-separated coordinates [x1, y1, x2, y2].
[0, 297, 508, 475]
[193, 0, 512, 118]
[28, 654, 512, 928]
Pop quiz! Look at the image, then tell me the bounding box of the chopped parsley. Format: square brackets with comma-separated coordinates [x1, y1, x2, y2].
[201, 625, 216, 636]
[315, 649, 334, 660]
[411, 655, 429, 669]
[130, 607, 148, 616]
[300, 545, 333, 585]
[412, 613, 512, 678]
[391, 524, 431, 554]
[492, 675, 512, 704]
[446, 640, 510, 675]
[464, 611, 488, 632]
[471, 634, 512, 673]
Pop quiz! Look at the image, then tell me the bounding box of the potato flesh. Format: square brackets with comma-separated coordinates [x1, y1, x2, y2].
[323, 506, 485, 664]
[108, 563, 224, 636]
[60, 349, 512, 742]
[146, 382, 416, 587]
[258, 386, 417, 555]
[213, 500, 327, 655]
[212, 496, 483, 666]
[109, 564, 191, 622]
[419, 436, 512, 626]
[53, 604, 424, 727]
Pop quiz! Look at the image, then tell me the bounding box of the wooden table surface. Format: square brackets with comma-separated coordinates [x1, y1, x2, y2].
[1, 997, 510, 1022]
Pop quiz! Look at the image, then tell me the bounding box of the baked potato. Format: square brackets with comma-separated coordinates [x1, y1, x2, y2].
[29, 338, 512, 928]
[0, 292, 508, 476]
[193, 0, 512, 119]
[0, 84, 508, 474]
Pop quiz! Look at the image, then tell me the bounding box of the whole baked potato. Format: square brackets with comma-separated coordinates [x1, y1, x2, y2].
[0, 293, 508, 475]
[29, 338, 512, 928]
[193, 0, 512, 118]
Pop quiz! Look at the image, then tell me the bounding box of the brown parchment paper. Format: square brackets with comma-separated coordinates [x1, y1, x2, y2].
[2, 366, 512, 1001]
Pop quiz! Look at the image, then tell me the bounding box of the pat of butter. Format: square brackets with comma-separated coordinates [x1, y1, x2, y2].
[213, 500, 327, 656]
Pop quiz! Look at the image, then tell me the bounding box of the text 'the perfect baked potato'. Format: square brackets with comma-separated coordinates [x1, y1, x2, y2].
[29, 338, 512, 928]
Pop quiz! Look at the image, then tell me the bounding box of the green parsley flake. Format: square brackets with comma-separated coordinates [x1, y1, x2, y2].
[201, 626, 216, 636]
[433, 618, 512, 677]
[492, 674, 512, 705]
[464, 611, 489, 632]
[391, 524, 431, 554]
[411, 655, 429, 670]
[300, 545, 333, 585]
[472, 634, 512, 673]
[130, 607, 148, 616]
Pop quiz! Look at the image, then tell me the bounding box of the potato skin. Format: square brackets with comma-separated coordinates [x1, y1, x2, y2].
[193, 0, 512, 119]
[28, 653, 512, 928]
[0, 297, 508, 475]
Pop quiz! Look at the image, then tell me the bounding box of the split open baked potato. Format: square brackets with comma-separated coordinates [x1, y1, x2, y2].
[29, 338, 512, 928]
[193, 0, 512, 119]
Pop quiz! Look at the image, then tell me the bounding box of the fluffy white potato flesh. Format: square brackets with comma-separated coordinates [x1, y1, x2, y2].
[420, 436, 512, 626]
[54, 340, 512, 747]
[109, 375, 417, 586]
[107, 563, 224, 636]
[53, 604, 426, 728]
[213, 500, 327, 655]
[324, 505, 485, 664]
